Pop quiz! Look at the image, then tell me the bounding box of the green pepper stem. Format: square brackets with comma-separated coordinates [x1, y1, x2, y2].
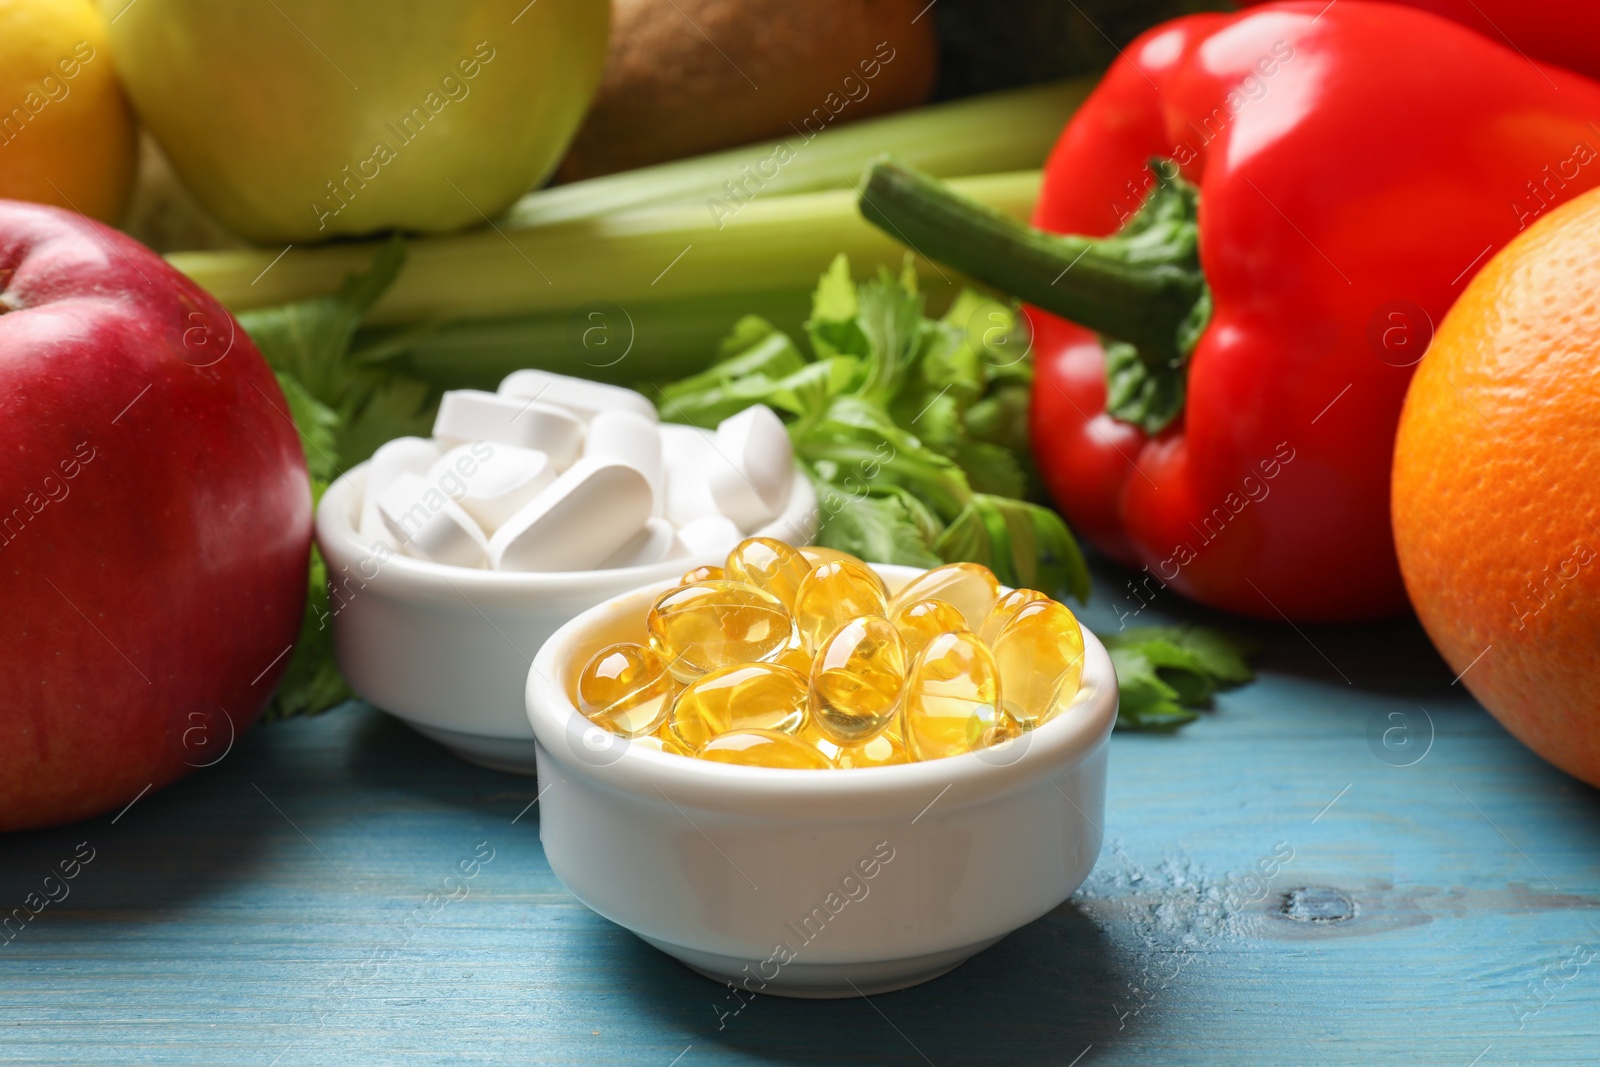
[858, 158, 1207, 366]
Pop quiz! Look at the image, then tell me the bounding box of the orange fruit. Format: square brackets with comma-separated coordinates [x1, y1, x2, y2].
[1392, 187, 1600, 787]
[0, 0, 137, 223]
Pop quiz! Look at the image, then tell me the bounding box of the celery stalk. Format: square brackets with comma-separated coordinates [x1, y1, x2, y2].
[170, 171, 1041, 324]
[500, 79, 1090, 228]
[370, 287, 818, 390]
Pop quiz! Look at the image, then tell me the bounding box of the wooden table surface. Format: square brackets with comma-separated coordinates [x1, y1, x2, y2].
[3, 563, 1598, 1066]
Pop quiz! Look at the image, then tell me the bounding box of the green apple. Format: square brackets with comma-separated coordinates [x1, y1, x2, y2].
[107, 0, 609, 243]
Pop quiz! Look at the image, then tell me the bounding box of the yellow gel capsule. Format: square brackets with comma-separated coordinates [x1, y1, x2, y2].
[803, 690, 906, 765]
[991, 599, 1085, 729]
[647, 580, 795, 682]
[983, 713, 1021, 748]
[809, 615, 906, 744]
[668, 662, 809, 751]
[797, 717, 843, 764]
[773, 632, 814, 675]
[799, 545, 866, 569]
[793, 559, 889, 653]
[890, 562, 1003, 632]
[978, 588, 1050, 645]
[890, 597, 968, 660]
[724, 537, 812, 608]
[699, 729, 836, 770]
[880, 714, 905, 749]
[835, 731, 910, 769]
[680, 564, 724, 585]
[651, 721, 694, 755]
[631, 733, 690, 757]
[800, 716, 909, 769]
[903, 630, 1002, 761]
[576, 642, 675, 737]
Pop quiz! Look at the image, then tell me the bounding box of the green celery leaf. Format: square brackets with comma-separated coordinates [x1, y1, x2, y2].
[272, 372, 341, 484]
[772, 358, 859, 431]
[657, 317, 808, 409]
[897, 254, 919, 296]
[889, 292, 1020, 487]
[887, 318, 982, 454]
[1103, 626, 1257, 732]
[931, 499, 992, 570]
[892, 387, 964, 456]
[950, 438, 1027, 498]
[940, 288, 1030, 382]
[938, 287, 995, 333]
[796, 396, 973, 518]
[658, 372, 779, 427]
[808, 316, 870, 365]
[1107, 625, 1256, 686]
[1166, 625, 1257, 685]
[658, 357, 858, 428]
[925, 295, 989, 386]
[809, 253, 859, 324]
[337, 374, 436, 467]
[936, 494, 1089, 602]
[965, 381, 1033, 457]
[1013, 495, 1090, 602]
[813, 484, 942, 568]
[871, 483, 944, 548]
[914, 321, 983, 405]
[806, 254, 870, 362]
[717, 314, 786, 360]
[1138, 640, 1218, 704]
[1110, 647, 1199, 731]
[261, 480, 353, 722]
[852, 264, 925, 405]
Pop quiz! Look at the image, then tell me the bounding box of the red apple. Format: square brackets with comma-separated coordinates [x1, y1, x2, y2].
[0, 201, 310, 831]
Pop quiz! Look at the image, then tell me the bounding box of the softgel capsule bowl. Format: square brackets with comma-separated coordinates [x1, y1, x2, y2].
[314, 460, 816, 774]
[525, 564, 1118, 999]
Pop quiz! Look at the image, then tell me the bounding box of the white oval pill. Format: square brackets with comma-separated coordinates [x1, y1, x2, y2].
[433, 390, 583, 469]
[488, 458, 652, 572]
[600, 518, 686, 569]
[359, 436, 441, 546]
[498, 369, 658, 424]
[358, 509, 397, 550]
[368, 436, 442, 491]
[660, 423, 724, 526]
[585, 410, 664, 517]
[708, 404, 794, 532]
[377, 473, 489, 569]
[428, 442, 556, 534]
[675, 515, 743, 559]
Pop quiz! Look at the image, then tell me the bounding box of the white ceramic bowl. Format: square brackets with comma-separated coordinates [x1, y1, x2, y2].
[525, 565, 1118, 998]
[315, 460, 817, 774]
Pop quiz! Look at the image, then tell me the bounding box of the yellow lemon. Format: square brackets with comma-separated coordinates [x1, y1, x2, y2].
[0, 0, 137, 223]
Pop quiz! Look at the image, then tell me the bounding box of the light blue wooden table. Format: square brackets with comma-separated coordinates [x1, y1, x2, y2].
[4, 561, 1598, 1065]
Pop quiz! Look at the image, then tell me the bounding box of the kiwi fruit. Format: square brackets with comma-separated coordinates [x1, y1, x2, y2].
[557, 0, 938, 180]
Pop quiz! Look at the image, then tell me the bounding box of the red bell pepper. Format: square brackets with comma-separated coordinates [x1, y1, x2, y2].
[1240, 0, 1600, 82]
[860, 1, 1600, 621]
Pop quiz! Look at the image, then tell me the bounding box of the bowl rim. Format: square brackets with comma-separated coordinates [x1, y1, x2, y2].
[526, 564, 1119, 820]
[315, 454, 820, 596]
